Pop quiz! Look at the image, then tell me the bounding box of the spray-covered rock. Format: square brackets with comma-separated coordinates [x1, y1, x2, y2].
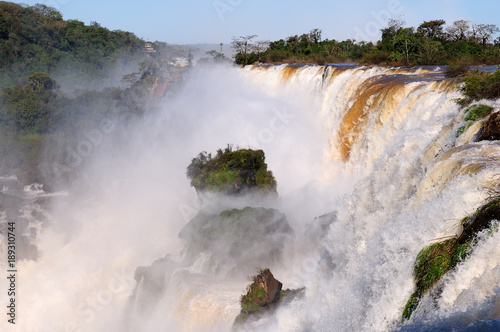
[130, 256, 179, 312]
[179, 207, 294, 275]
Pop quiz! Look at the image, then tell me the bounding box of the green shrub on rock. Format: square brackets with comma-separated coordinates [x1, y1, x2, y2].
[456, 104, 493, 137]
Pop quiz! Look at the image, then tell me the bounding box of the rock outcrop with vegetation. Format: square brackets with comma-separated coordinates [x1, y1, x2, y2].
[240, 268, 282, 313]
[233, 269, 304, 329]
[186, 145, 277, 196]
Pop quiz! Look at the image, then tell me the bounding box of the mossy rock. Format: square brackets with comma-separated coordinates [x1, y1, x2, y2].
[233, 289, 305, 330]
[413, 238, 470, 294]
[186, 146, 277, 196]
[402, 238, 470, 321]
[456, 104, 493, 137]
[402, 197, 500, 321]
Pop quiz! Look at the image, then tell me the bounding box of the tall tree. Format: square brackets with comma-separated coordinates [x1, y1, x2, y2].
[417, 20, 446, 39]
[231, 35, 257, 65]
[380, 18, 406, 50]
[253, 40, 270, 62]
[473, 23, 499, 47]
[446, 20, 471, 41]
[308, 28, 322, 44]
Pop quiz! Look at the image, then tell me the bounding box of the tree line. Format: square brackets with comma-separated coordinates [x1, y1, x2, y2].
[232, 19, 500, 66]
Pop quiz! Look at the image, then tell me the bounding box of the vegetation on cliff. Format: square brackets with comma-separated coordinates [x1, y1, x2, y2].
[402, 238, 470, 320]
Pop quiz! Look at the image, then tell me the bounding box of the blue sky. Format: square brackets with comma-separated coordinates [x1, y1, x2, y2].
[10, 0, 500, 45]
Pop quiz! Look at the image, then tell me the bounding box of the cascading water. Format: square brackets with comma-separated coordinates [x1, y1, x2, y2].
[1, 63, 499, 332]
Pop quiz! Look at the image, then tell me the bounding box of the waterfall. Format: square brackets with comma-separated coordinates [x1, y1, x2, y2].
[1, 63, 499, 332]
[241, 64, 500, 331]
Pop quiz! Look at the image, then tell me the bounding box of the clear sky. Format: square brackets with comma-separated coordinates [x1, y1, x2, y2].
[9, 0, 500, 45]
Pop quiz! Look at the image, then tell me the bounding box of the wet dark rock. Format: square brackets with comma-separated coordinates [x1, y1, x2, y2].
[458, 197, 500, 244]
[233, 268, 305, 330]
[241, 268, 282, 311]
[479, 111, 500, 141]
